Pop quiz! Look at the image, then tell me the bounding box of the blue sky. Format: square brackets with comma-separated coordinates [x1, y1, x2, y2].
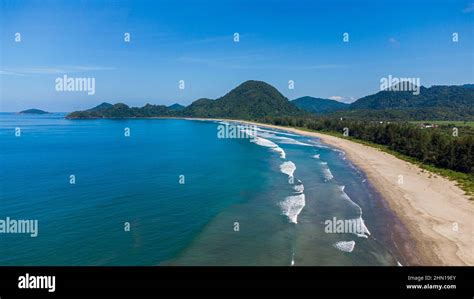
[1, 0, 473, 112]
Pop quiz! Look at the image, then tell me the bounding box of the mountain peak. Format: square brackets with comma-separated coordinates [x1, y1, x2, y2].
[168, 103, 185, 110]
[87, 102, 113, 112]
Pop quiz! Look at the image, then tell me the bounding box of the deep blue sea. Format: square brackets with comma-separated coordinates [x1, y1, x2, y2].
[0, 113, 402, 265]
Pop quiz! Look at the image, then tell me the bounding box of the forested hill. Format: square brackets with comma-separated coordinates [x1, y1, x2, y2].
[338, 85, 474, 120]
[180, 80, 301, 119]
[291, 96, 349, 114]
[66, 80, 303, 119]
[290, 84, 474, 120]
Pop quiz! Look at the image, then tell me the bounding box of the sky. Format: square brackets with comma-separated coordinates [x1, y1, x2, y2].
[0, 0, 473, 112]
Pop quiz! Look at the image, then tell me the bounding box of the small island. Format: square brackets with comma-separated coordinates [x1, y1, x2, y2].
[19, 109, 50, 115]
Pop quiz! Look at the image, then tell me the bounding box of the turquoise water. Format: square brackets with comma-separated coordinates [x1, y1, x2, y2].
[0, 113, 400, 265]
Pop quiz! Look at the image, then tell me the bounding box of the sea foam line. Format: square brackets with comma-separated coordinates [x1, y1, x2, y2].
[253, 127, 313, 147]
[338, 185, 371, 238]
[241, 128, 286, 159]
[320, 162, 334, 181]
[272, 136, 313, 146]
[256, 127, 300, 137]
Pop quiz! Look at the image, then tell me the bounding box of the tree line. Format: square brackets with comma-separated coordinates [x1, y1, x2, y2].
[259, 116, 474, 175]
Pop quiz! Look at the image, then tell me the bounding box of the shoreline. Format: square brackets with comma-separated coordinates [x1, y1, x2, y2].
[188, 117, 473, 266]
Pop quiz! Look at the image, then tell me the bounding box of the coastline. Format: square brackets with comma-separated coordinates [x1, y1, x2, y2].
[188, 117, 474, 266]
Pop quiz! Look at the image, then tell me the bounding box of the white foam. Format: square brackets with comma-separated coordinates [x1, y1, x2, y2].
[279, 194, 306, 224]
[280, 161, 296, 180]
[249, 135, 286, 159]
[273, 136, 313, 146]
[272, 146, 286, 159]
[313, 143, 331, 149]
[323, 168, 334, 181]
[252, 128, 313, 147]
[294, 184, 304, 193]
[256, 127, 300, 137]
[397, 261, 403, 266]
[338, 186, 371, 238]
[350, 217, 371, 238]
[313, 154, 320, 159]
[252, 136, 277, 147]
[321, 163, 334, 181]
[334, 241, 355, 252]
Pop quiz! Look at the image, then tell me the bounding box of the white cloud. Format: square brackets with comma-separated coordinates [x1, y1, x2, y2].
[329, 96, 343, 101]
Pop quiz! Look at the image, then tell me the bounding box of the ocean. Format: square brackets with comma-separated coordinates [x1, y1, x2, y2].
[0, 113, 401, 266]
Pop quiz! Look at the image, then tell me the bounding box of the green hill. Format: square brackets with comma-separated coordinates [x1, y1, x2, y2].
[88, 102, 113, 112]
[19, 108, 49, 114]
[291, 96, 349, 114]
[180, 80, 302, 119]
[342, 85, 474, 120]
[168, 103, 185, 111]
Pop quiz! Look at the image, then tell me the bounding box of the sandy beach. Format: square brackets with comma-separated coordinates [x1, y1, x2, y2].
[191, 118, 474, 266]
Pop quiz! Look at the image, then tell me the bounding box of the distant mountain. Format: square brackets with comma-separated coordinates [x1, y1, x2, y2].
[292, 96, 349, 114]
[338, 85, 474, 120]
[66, 82, 474, 121]
[19, 109, 49, 114]
[67, 103, 172, 118]
[67, 80, 303, 119]
[168, 103, 185, 111]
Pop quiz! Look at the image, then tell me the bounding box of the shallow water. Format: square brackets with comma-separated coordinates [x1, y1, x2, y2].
[0, 114, 399, 265]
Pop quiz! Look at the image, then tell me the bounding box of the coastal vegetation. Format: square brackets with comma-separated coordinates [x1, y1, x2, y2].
[261, 117, 474, 198]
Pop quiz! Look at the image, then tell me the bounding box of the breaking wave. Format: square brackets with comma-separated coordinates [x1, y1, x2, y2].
[280, 161, 296, 181]
[338, 185, 371, 238]
[334, 240, 355, 252]
[321, 162, 334, 181]
[279, 194, 306, 224]
[246, 133, 286, 159]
